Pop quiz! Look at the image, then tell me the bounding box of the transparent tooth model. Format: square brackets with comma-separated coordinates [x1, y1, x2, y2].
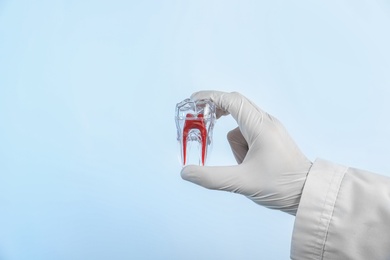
[175, 98, 216, 166]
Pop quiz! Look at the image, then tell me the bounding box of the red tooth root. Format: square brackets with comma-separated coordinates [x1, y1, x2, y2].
[182, 113, 207, 165]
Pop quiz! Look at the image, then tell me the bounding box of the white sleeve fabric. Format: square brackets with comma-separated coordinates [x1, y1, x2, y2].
[291, 159, 390, 260]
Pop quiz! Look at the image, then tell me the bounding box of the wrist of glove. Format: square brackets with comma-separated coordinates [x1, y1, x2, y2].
[180, 91, 312, 216]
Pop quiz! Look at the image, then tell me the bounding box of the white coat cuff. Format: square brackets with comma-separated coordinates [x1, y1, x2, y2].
[290, 158, 348, 259]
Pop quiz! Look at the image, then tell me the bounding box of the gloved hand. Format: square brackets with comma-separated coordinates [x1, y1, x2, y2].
[180, 91, 312, 215]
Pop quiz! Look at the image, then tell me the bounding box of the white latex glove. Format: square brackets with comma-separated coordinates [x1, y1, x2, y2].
[180, 91, 312, 215]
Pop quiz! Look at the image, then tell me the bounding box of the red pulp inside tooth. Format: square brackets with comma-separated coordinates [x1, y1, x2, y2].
[182, 113, 207, 165]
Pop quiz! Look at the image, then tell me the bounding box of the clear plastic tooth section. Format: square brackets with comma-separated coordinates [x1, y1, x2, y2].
[175, 98, 216, 166]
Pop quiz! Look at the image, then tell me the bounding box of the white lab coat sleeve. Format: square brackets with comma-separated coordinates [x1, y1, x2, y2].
[291, 159, 390, 260]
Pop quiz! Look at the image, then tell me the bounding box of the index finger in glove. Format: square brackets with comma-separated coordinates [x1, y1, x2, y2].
[191, 91, 265, 144]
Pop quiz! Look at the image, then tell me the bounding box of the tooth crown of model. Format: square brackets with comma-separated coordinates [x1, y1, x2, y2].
[175, 98, 216, 166]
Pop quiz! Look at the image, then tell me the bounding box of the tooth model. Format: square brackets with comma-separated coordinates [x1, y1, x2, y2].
[175, 98, 216, 166]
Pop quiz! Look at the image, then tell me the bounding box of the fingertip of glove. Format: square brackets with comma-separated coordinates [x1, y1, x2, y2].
[190, 92, 200, 100]
[190, 91, 209, 101]
[190, 90, 223, 101]
[180, 165, 196, 180]
[181, 165, 206, 186]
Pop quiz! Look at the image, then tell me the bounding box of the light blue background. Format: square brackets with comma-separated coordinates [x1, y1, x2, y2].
[1, 1, 390, 259]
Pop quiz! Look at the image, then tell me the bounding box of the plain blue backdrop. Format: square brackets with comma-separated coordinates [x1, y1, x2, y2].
[1, 1, 390, 259]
